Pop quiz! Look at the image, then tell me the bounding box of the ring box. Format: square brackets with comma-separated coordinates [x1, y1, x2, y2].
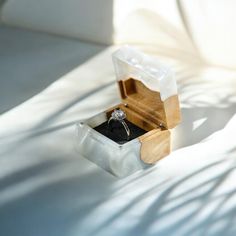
[76, 46, 181, 178]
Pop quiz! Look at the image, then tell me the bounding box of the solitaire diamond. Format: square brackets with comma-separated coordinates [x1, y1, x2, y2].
[111, 109, 126, 121]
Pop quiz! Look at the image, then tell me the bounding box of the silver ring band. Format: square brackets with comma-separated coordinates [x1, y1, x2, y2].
[107, 109, 130, 140]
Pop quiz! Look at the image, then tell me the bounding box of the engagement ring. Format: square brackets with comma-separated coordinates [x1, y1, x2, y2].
[108, 109, 130, 140]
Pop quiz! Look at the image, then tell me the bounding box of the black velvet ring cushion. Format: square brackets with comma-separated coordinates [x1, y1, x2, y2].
[94, 119, 147, 145]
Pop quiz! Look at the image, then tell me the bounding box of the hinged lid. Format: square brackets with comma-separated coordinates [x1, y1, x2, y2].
[112, 46, 181, 129]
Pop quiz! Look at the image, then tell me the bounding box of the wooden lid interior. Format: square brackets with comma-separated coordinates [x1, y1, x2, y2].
[118, 78, 181, 129]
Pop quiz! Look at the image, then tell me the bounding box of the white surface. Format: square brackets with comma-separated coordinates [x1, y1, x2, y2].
[1, 0, 114, 44]
[180, 0, 236, 68]
[1, 0, 187, 46]
[0, 80, 236, 236]
[1, 112, 236, 236]
[4, 0, 236, 68]
[0, 25, 105, 114]
[0, 2, 236, 232]
[0, 37, 236, 235]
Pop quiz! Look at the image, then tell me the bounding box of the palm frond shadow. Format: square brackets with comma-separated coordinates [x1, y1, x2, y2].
[0, 80, 117, 156]
[84, 150, 236, 236]
[0, 158, 116, 236]
[0, 140, 236, 236]
[0, 6, 236, 236]
[138, 159, 236, 236]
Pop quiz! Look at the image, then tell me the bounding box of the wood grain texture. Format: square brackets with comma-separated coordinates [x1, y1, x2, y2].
[164, 95, 181, 129]
[139, 129, 171, 164]
[118, 78, 181, 129]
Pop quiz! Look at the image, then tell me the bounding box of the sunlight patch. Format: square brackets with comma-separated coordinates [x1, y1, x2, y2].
[193, 117, 207, 131]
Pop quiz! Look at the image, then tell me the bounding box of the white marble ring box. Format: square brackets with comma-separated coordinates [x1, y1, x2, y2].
[76, 46, 181, 178]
